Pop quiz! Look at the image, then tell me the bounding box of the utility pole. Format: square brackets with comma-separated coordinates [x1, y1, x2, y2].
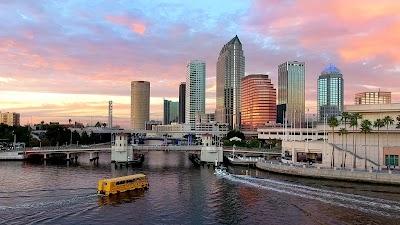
[108, 101, 113, 129]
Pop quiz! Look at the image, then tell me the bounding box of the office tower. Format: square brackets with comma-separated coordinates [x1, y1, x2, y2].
[186, 60, 206, 130]
[163, 99, 179, 124]
[178, 82, 186, 123]
[216, 35, 245, 129]
[317, 64, 344, 122]
[355, 91, 391, 105]
[0, 112, 20, 126]
[241, 74, 277, 130]
[131, 81, 150, 130]
[277, 61, 305, 126]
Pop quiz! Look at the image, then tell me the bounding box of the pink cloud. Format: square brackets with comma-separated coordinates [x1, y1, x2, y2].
[106, 15, 147, 35]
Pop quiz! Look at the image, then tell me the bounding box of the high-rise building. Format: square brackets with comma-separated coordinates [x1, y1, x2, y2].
[216, 35, 245, 130]
[355, 91, 391, 105]
[186, 60, 206, 130]
[317, 64, 344, 122]
[241, 74, 277, 130]
[163, 99, 179, 124]
[277, 61, 305, 126]
[0, 112, 20, 126]
[178, 82, 186, 124]
[131, 81, 150, 130]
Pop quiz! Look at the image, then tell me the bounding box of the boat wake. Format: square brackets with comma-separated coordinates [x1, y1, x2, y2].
[0, 193, 97, 211]
[216, 172, 400, 218]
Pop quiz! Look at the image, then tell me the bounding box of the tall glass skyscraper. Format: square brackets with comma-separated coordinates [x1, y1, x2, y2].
[216, 35, 245, 130]
[241, 74, 276, 131]
[278, 61, 305, 127]
[163, 99, 179, 124]
[186, 60, 205, 130]
[317, 64, 344, 122]
[178, 82, 186, 124]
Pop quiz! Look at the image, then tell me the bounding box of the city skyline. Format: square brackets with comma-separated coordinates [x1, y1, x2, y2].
[0, 1, 399, 127]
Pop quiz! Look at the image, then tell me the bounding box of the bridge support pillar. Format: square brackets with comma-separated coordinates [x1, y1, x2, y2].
[43, 154, 47, 166]
[89, 152, 99, 165]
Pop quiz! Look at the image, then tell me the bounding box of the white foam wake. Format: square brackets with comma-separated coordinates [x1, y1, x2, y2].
[216, 172, 400, 218]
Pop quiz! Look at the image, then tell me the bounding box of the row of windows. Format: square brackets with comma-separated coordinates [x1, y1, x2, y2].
[115, 178, 144, 185]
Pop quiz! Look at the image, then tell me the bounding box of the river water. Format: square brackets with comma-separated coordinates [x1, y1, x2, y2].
[1, 151, 400, 225]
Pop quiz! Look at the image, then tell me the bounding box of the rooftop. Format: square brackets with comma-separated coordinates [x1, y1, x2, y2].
[321, 64, 341, 75]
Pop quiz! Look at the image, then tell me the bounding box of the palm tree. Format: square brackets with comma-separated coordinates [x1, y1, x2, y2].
[396, 115, 400, 128]
[341, 112, 350, 168]
[339, 128, 348, 167]
[360, 119, 372, 170]
[328, 116, 339, 168]
[373, 118, 384, 170]
[349, 112, 362, 169]
[383, 116, 394, 146]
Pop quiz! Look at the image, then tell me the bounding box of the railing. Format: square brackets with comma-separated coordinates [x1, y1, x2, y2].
[257, 159, 399, 174]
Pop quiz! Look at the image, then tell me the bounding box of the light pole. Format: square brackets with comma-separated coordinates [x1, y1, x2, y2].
[306, 108, 309, 142]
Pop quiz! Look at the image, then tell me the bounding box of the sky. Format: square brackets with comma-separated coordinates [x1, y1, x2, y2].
[0, 0, 399, 127]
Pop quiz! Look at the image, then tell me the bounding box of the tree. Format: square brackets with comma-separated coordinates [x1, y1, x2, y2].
[397, 115, 400, 128]
[81, 131, 90, 145]
[383, 116, 394, 147]
[373, 118, 384, 170]
[328, 117, 339, 168]
[72, 130, 81, 145]
[360, 119, 372, 170]
[339, 128, 348, 167]
[226, 130, 245, 141]
[350, 112, 362, 169]
[341, 112, 350, 168]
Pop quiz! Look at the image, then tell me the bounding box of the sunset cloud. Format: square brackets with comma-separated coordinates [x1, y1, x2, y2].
[0, 0, 399, 127]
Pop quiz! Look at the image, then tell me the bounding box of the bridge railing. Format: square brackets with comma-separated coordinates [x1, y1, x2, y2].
[25, 144, 111, 152]
[133, 145, 201, 151]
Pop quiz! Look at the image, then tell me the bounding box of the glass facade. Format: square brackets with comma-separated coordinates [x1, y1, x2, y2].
[186, 60, 206, 130]
[163, 100, 179, 125]
[216, 35, 245, 129]
[278, 61, 305, 126]
[355, 91, 391, 105]
[241, 74, 276, 130]
[317, 64, 344, 122]
[178, 82, 186, 124]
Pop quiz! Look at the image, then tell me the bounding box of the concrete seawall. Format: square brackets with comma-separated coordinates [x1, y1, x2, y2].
[256, 161, 400, 185]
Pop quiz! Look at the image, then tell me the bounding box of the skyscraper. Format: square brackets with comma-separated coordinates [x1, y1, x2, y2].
[131, 81, 150, 130]
[186, 60, 205, 130]
[355, 91, 391, 105]
[317, 64, 344, 122]
[277, 61, 305, 127]
[241, 74, 277, 130]
[216, 35, 245, 130]
[178, 82, 186, 124]
[163, 99, 179, 124]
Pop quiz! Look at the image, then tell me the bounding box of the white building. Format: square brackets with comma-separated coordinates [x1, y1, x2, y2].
[281, 103, 400, 170]
[111, 133, 133, 163]
[186, 60, 206, 130]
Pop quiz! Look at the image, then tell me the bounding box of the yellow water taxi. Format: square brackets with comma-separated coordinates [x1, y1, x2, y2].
[97, 174, 149, 196]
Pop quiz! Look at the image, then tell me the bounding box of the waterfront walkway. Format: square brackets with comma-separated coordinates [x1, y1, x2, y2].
[256, 160, 400, 185]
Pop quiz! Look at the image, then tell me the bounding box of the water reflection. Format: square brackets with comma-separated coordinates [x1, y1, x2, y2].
[97, 190, 147, 207]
